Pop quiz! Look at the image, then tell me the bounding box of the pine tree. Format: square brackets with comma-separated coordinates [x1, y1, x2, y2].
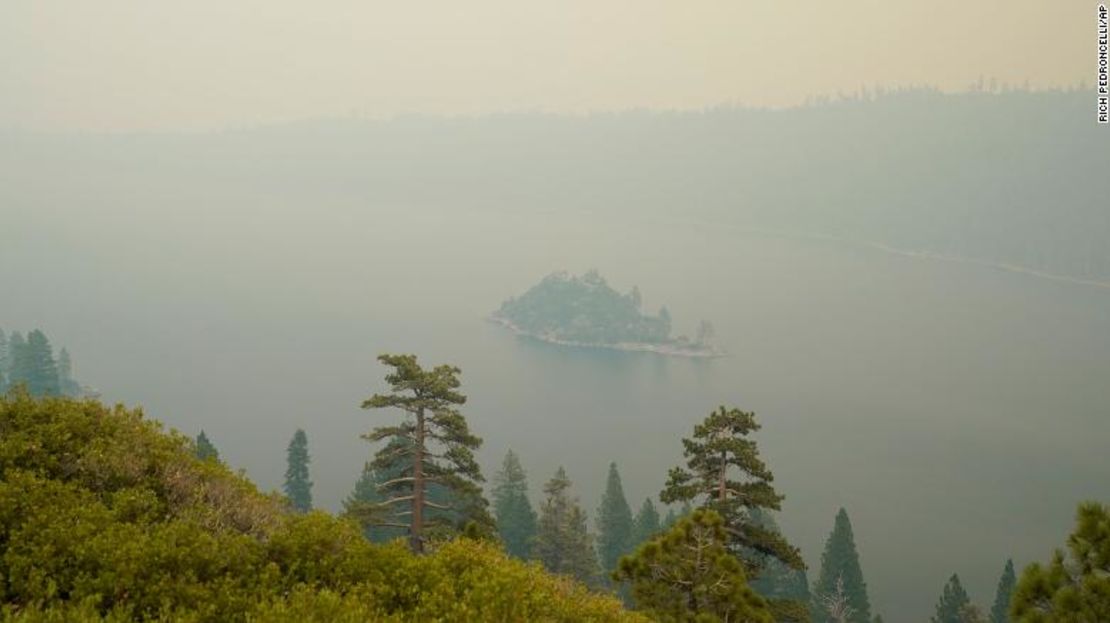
[8, 330, 60, 397]
[661, 406, 803, 577]
[344, 437, 410, 543]
[662, 507, 679, 530]
[0, 329, 9, 393]
[7, 332, 26, 391]
[748, 508, 811, 623]
[491, 449, 537, 559]
[596, 462, 634, 574]
[613, 508, 773, 623]
[812, 508, 871, 623]
[1012, 502, 1110, 621]
[532, 467, 601, 587]
[988, 559, 1015, 623]
[931, 574, 972, 623]
[361, 353, 489, 553]
[195, 430, 219, 461]
[56, 347, 80, 397]
[283, 428, 313, 512]
[632, 498, 661, 546]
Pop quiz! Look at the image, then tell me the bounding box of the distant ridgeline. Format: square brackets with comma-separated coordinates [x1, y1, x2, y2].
[492, 270, 721, 357]
[0, 328, 94, 398]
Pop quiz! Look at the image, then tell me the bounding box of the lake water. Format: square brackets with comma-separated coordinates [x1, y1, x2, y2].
[4, 201, 1109, 621]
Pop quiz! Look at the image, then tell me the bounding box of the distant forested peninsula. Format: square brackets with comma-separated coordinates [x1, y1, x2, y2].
[492, 271, 721, 358]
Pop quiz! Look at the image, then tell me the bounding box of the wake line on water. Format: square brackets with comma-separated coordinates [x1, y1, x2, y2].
[649, 215, 1110, 292]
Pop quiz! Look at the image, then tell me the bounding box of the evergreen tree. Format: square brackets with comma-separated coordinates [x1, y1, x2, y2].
[613, 508, 773, 623]
[0, 329, 8, 393]
[661, 406, 803, 577]
[532, 467, 601, 587]
[56, 347, 80, 397]
[662, 507, 679, 530]
[932, 574, 972, 623]
[988, 559, 1015, 623]
[195, 430, 219, 461]
[283, 428, 313, 512]
[361, 353, 489, 553]
[8, 330, 62, 397]
[632, 498, 661, 546]
[748, 508, 811, 622]
[1012, 502, 1110, 621]
[812, 508, 871, 623]
[7, 332, 26, 391]
[344, 436, 410, 543]
[491, 449, 537, 559]
[596, 462, 634, 574]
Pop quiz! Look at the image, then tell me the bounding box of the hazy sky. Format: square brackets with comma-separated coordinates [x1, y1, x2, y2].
[0, 1, 1092, 130]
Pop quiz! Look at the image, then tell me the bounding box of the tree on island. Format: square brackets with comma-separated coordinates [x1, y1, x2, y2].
[660, 406, 805, 577]
[283, 428, 313, 512]
[596, 462, 635, 575]
[812, 508, 871, 623]
[532, 467, 601, 587]
[360, 353, 490, 553]
[492, 449, 538, 559]
[613, 508, 773, 623]
[195, 430, 219, 461]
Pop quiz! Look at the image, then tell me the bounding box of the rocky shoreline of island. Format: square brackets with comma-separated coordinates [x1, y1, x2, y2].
[488, 315, 726, 359]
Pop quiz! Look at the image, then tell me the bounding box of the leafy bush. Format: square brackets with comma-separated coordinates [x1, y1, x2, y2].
[0, 390, 646, 622]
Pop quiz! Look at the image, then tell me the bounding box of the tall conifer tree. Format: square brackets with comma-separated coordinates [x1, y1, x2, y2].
[0, 329, 8, 392]
[812, 508, 871, 623]
[596, 462, 634, 574]
[195, 431, 219, 461]
[988, 559, 1015, 623]
[491, 449, 537, 559]
[361, 353, 489, 553]
[748, 508, 811, 623]
[24, 330, 60, 397]
[931, 574, 972, 623]
[284, 428, 313, 512]
[532, 467, 600, 587]
[56, 347, 80, 397]
[661, 406, 803, 576]
[632, 498, 661, 546]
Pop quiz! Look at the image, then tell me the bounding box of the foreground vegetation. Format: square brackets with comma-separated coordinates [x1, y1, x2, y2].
[0, 390, 642, 622]
[1, 347, 1106, 622]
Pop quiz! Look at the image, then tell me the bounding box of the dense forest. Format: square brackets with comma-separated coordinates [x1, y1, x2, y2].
[7, 89, 1103, 285]
[0, 328, 90, 398]
[2, 352, 1105, 621]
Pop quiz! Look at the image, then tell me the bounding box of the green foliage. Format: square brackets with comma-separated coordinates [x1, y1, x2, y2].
[661, 406, 804, 578]
[283, 428, 313, 512]
[932, 574, 972, 623]
[0, 329, 8, 393]
[1011, 502, 1110, 622]
[747, 509, 811, 623]
[495, 270, 673, 344]
[195, 430, 219, 461]
[533, 467, 602, 587]
[613, 508, 774, 623]
[597, 462, 635, 574]
[0, 392, 646, 622]
[6, 330, 60, 397]
[360, 353, 491, 553]
[491, 449, 538, 559]
[633, 498, 662, 547]
[812, 509, 871, 623]
[989, 559, 1016, 623]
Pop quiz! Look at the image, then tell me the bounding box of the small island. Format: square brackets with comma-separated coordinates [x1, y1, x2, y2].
[490, 270, 724, 358]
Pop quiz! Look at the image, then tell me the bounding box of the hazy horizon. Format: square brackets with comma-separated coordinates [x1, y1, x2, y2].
[0, 1, 1092, 132]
